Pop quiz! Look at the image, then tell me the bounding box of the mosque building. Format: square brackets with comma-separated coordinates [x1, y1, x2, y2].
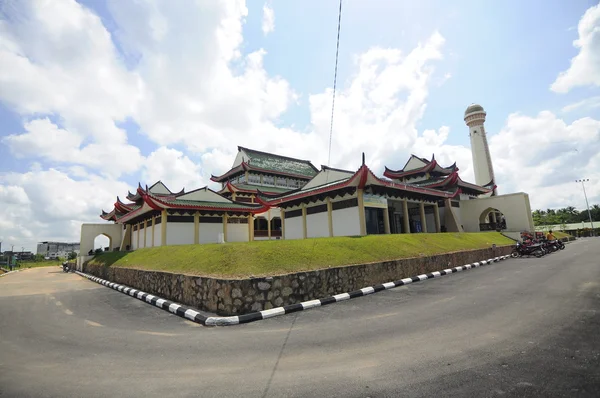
[78, 104, 534, 261]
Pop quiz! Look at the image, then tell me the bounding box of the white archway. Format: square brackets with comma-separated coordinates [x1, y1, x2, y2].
[93, 234, 111, 253]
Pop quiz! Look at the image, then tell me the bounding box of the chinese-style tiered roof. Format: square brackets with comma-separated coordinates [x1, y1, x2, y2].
[125, 181, 186, 202]
[101, 181, 268, 223]
[412, 171, 495, 196]
[255, 154, 460, 208]
[383, 154, 458, 181]
[210, 146, 319, 182]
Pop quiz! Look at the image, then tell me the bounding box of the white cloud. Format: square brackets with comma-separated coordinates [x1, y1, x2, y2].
[0, 0, 144, 177]
[142, 147, 205, 192]
[0, 168, 131, 249]
[488, 111, 600, 209]
[3, 1, 597, 252]
[262, 3, 275, 35]
[2, 118, 144, 176]
[562, 95, 600, 113]
[551, 3, 600, 93]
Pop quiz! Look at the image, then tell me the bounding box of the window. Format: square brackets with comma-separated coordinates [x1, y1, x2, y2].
[248, 173, 261, 184]
[276, 176, 287, 187]
[263, 175, 275, 186]
[238, 174, 246, 183]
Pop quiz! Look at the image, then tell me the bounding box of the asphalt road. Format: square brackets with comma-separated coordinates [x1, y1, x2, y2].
[1, 239, 599, 398]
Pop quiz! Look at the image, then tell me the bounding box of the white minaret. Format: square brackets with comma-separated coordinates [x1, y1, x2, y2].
[464, 103, 497, 196]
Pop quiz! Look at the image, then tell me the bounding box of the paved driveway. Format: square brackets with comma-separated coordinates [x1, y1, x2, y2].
[1, 239, 599, 397]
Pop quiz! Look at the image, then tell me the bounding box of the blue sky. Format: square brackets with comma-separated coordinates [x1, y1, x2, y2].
[2, 0, 597, 165]
[1, 0, 600, 250]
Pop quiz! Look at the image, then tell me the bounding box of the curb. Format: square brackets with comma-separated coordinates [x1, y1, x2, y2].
[0, 270, 19, 278]
[75, 255, 511, 326]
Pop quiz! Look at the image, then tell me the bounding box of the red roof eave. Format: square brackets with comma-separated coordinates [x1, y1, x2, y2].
[383, 159, 438, 179]
[261, 164, 458, 207]
[139, 187, 270, 214]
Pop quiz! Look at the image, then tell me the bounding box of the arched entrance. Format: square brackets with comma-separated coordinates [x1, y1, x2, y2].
[80, 223, 123, 257]
[93, 234, 112, 255]
[479, 208, 507, 231]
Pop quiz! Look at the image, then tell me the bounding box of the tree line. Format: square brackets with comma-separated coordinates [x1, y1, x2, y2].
[532, 205, 600, 226]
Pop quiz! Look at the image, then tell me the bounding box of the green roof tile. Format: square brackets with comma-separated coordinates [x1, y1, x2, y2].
[170, 199, 261, 209]
[234, 183, 294, 193]
[241, 147, 318, 177]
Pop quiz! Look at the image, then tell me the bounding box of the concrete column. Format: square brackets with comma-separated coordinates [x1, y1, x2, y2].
[223, 214, 228, 242]
[151, 216, 155, 247]
[267, 209, 272, 240]
[357, 189, 367, 236]
[419, 202, 427, 233]
[161, 209, 167, 246]
[327, 198, 333, 237]
[490, 211, 497, 224]
[194, 211, 200, 244]
[402, 199, 410, 233]
[136, 223, 140, 248]
[232, 192, 237, 201]
[120, 224, 132, 251]
[433, 203, 441, 233]
[383, 206, 391, 234]
[143, 219, 147, 248]
[302, 205, 307, 239]
[247, 215, 254, 241]
[281, 209, 286, 239]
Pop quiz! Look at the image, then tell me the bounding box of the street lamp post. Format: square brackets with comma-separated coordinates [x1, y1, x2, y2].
[576, 179, 595, 236]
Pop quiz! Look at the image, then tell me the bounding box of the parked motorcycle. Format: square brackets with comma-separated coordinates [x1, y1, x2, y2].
[550, 239, 566, 250]
[62, 262, 70, 273]
[511, 241, 544, 258]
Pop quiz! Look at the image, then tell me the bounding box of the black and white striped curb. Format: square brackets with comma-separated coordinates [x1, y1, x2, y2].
[76, 255, 510, 326]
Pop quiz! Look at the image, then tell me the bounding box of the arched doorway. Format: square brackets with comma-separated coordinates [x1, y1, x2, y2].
[479, 208, 506, 231]
[90, 234, 112, 255]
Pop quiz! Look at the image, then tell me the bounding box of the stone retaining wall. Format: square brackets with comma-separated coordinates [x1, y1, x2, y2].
[83, 245, 513, 316]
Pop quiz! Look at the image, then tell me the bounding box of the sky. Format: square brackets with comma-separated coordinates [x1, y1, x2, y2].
[1, 0, 600, 252]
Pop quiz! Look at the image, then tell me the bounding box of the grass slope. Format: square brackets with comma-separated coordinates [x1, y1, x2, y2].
[553, 231, 574, 239]
[88, 233, 513, 279]
[15, 260, 63, 269]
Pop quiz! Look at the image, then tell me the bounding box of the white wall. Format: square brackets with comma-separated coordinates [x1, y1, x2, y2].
[302, 169, 353, 190]
[166, 222, 194, 245]
[132, 230, 138, 250]
[459, 192, 534, 233]
[79, 223, 123, 256]
[469, 125, 494, 188]
[307, 212, 329, 238]
[154, 224, 162, 247]
[145, 224, 153, 247]
[425, 213, 436, 233]
[284, 217, 303, 240]
[199, 223, 223, 244]
[228, 223, 248, 242]
[332, 207, 361, 236]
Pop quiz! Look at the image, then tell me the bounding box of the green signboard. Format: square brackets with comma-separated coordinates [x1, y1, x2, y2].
[363, 193, 388, 208]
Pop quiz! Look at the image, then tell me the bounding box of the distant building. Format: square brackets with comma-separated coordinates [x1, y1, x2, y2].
[36, 242, 80, 259]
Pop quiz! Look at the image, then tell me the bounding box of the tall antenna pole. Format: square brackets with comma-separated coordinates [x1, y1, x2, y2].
[327, 0, 343, 167]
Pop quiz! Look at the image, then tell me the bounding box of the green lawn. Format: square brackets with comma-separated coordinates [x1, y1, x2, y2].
[88, 232, 514, 278]
[16, 260, 63, 269]
[553, 231, 574, 240]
